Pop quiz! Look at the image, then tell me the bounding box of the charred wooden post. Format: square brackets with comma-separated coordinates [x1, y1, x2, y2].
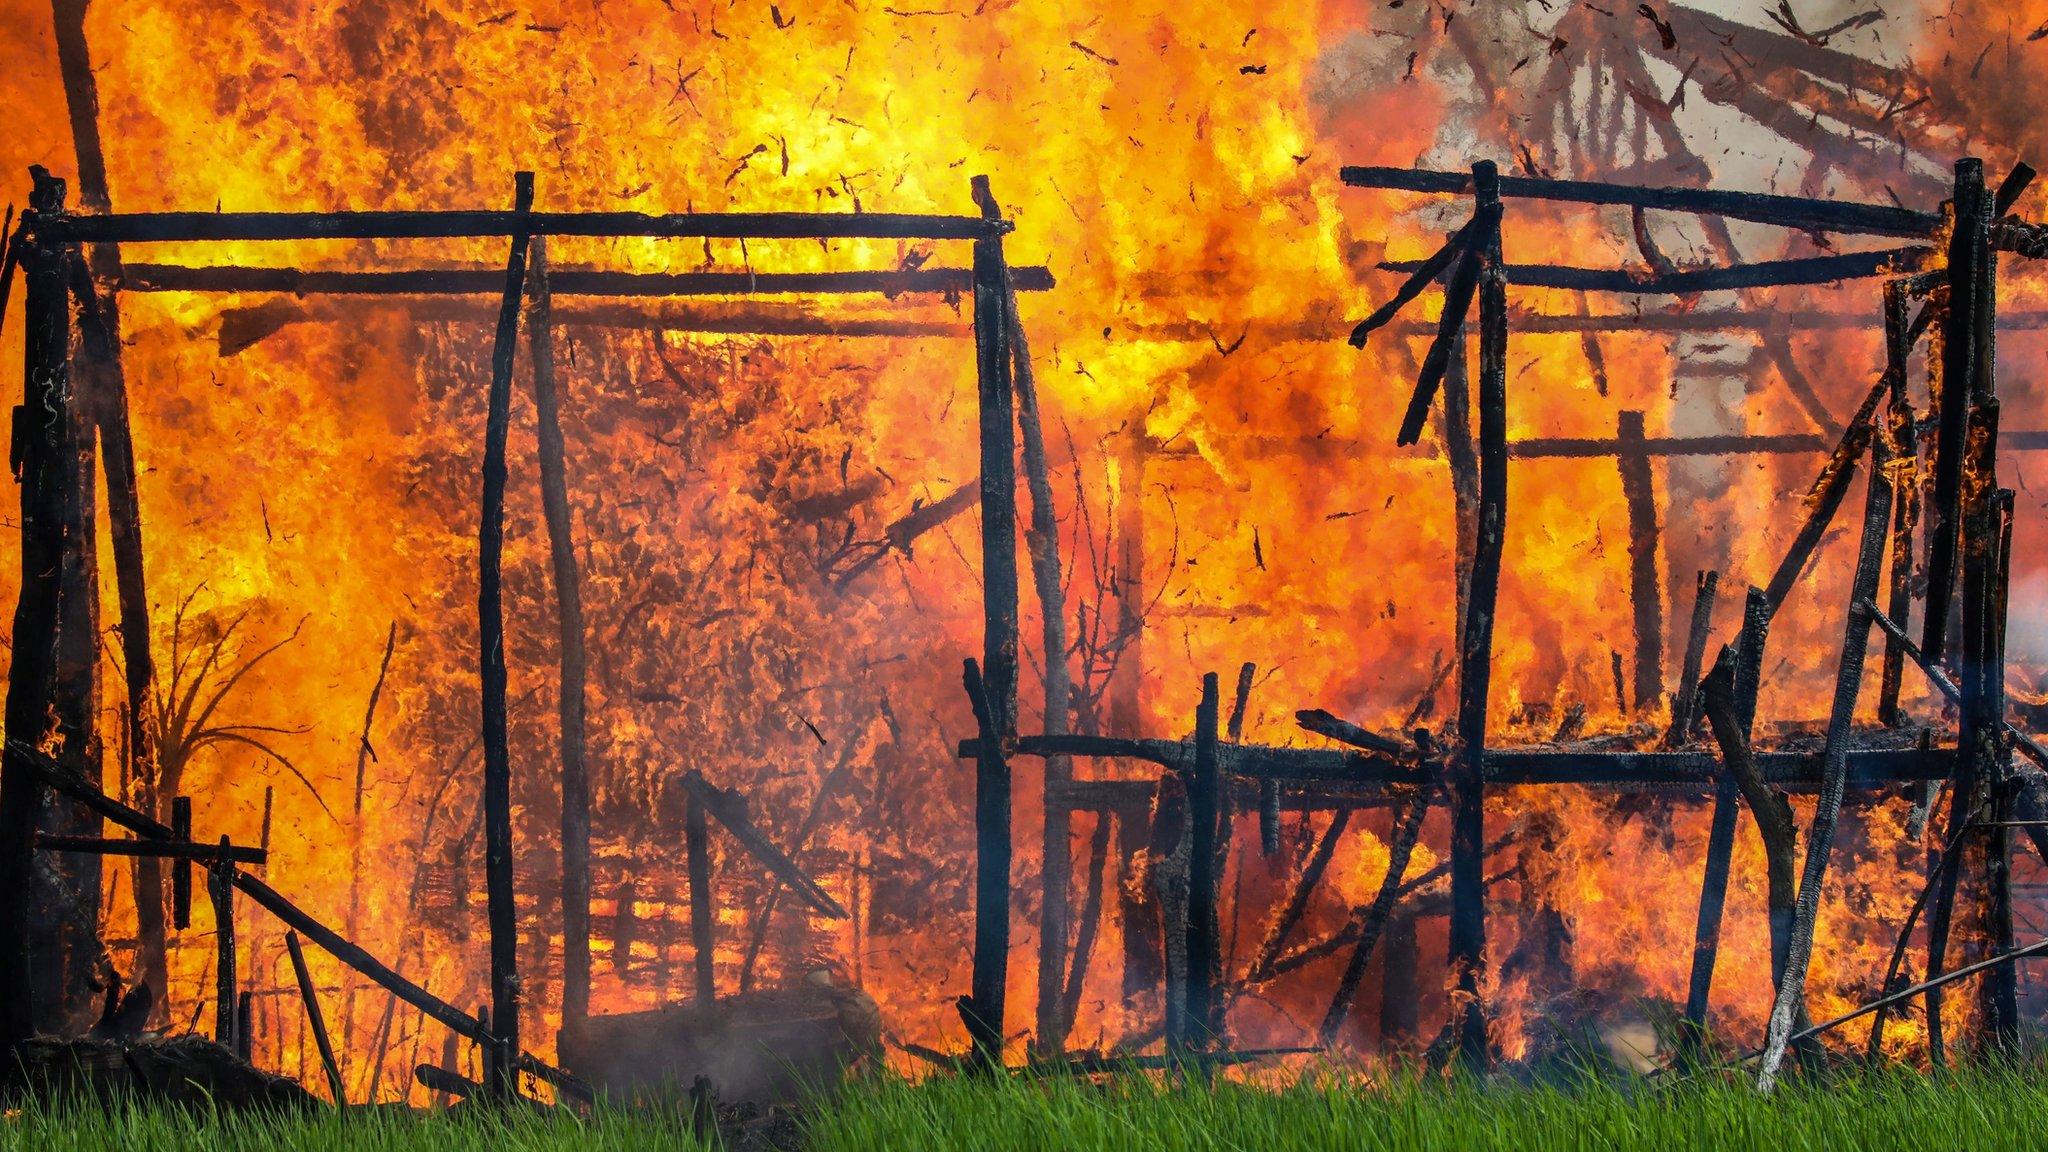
[0, 170, 77, 1050]
[1177, 674, 1224, 1055]
[974, 176, 1076, 1057]
[1667, 571, 1719, 745]
[961, 658, 1011, 1070]
[1450, 159, 1508, 1073]
[686, 786, 716, 1006]
[1757, 438, 1895, 1090]
[286, 930, 348, 1107]
[236, 990, 253, 1065]
[1616, 411, 1664, 711]
[1109, 425, 1150, 738]
[171, 796, 193, 929]
[1733, 588, 1771, 736]
[1962, 158, 2014, 1050]
[478, 172, 537, 1097]
[1921, 159, 1988, 667]
[1442, 320, 1478, 643]
[1924, 158, 1999, 1063]
[1681, 587, 1769, 1045]
[970, 175, 1020, 733]
[1116, 792, 1164, 1002]
[526, 236, 594, 1037]
[1680, 771, 1740, 1053]
[1877, 282, 1920, 727]
[1957, 166, 2014, 1045]
[1973, 488, 2019, 1049]
[210, 837, 237, 1052]
[57, 0, 156, 1015]
[1058, 811, 1114, 1034]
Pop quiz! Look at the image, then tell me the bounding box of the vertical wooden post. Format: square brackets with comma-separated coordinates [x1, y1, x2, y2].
[1679, 774, 1740, 1053]
[1110, 426, 1148, 737]
[1677, 571, 1726, 1058]
[1180, 673, 1222, 1055]
[1924, 158, 1995, 1062]
[1452, 160, 1509, 1073]
[236, 990, 253, 1064]
[479, 172, 536, 1096]
[973, 175, 1075, 1058]
[961, 658, 1012, 1070]
[1877, 282, 1919, 728]
[1442, 320, 1478, 647]
[1922, 160, 1986, 667]
[171, 795, 192, 929]
[1982, 490, 2018, 1047]
[211, 837, 237, 1052]
[526, 236, 593, 1038]
[1954, 158, 2012, 1049]
[971, 175, 1020, 733]
[965, 173, 1019, 1069]
[0, 169, 72, 1051]
[1616, 411, 1664, 712]
[686, 787, 715, 1006]
[56, 0, 157, 1015]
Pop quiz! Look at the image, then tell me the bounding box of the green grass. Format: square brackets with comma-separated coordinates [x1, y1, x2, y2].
[9, 1065, 2048, 1151]
[806, 1064, 2048, 1152]
[0, 1097, 708, 1152]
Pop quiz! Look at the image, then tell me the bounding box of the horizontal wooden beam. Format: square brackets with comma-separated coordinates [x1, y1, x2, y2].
[967, 735, 1950, 791]
[1513, 433, 1828, 459]
[121, 263, 1056, 298]
[40, 209, 1008, 245]
[1379, 248, 1928, 295]
[36, 833, 265, 864]
[1341, 166, 1939, 238]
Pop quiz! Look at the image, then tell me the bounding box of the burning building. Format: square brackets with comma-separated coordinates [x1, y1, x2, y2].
[1, 0, 2048, 1105]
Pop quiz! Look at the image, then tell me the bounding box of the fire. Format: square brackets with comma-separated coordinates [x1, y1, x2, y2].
[0, 0, 2042, 1103]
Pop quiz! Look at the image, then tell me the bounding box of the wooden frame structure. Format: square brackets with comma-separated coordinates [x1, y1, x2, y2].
[0, 167, 1051, 1099]
[962, 155, 2048, 1076]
